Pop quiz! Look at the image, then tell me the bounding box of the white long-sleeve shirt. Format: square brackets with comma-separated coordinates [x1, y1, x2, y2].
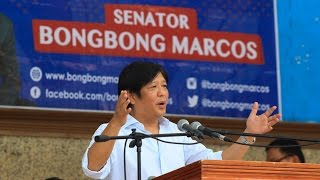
[82, 115, 222, 180]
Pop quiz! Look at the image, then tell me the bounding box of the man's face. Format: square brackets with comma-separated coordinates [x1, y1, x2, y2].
[130, 73, 169, 120]
[266, 148, 299, 163]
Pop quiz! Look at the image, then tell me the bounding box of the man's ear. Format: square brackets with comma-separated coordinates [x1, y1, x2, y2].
[127, 91, 136, 105]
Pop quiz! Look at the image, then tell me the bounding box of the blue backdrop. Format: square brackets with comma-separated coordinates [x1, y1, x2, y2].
[5, 0, 310, 121]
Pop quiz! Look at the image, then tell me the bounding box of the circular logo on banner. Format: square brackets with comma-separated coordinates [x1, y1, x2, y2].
[30, 86, 41, 99]
[30, 67, 43, 82]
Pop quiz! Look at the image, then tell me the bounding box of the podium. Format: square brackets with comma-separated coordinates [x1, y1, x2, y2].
[154, 160, 320, 179]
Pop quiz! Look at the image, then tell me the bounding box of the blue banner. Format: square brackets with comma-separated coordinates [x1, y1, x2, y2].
[0, 0, 279, 119]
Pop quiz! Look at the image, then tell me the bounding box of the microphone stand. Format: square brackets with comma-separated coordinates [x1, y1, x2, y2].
[95, 129, 195, 180]
[129, 129, 143, 180]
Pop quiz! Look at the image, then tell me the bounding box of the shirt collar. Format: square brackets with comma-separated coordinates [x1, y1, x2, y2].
[123, 114, 170, 132]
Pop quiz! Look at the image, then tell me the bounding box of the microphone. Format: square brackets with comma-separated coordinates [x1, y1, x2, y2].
[94, 135, 110, 142]
[177, 119, 204, 138]
[191, 121, 233, 142]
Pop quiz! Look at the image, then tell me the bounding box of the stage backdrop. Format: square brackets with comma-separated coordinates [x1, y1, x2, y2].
[0, 0, 280, 120]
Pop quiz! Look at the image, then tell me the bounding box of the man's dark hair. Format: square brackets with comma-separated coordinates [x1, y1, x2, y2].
[266, 139, 305, 163]
[118, 61, 168, 97]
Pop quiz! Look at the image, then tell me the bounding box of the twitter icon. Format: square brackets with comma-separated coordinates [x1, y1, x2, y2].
[187, 95, 199, 107]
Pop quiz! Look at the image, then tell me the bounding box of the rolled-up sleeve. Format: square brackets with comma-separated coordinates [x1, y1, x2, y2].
[208, 150, 223, 160]
[183, 136, 223, 165]
[82, 124, 111, 179]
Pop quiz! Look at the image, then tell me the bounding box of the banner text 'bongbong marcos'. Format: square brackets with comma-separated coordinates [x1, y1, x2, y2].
[33, 4, 264, 64]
